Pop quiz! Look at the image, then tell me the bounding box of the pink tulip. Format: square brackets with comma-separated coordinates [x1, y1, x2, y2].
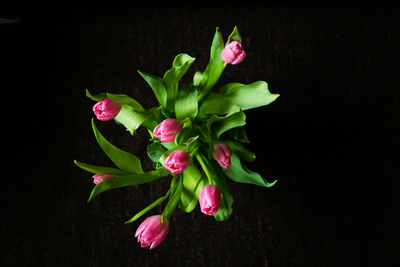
[92, 97, 122, 121]
[91, 173, 115, 184]
[164, 150, 190, 174]
[135, 215, 169, 250]
[153, 118, 182, 143]
[221, 41, 246, 65]
[199, 185, 222, 216]
[213, 144, 233, 169]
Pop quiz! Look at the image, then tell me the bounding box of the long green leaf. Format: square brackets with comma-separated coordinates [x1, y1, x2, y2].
[163, 53, 195, 111]
[195, 27, 226, 101]
[223, 140, 256, 162]
[174, 84, 198, 121]
[92, 119, 143, 174]
[207, 111, 246, 139]
[106, 93, 144, 111]
[87, 168, 169, 202]
[86, 89, 107, 101]
[223, 154, 277, 187]
[179, 163, 206, 213]
[137, 70, 167, 109]
[199, 81, 279, 117]
[74, 160, 127, 176]
[114, 105, 151, 135]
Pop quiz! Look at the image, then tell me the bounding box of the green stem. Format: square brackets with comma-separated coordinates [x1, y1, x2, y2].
[162, 174, 183, 222]
[193, 124, 210, 143]
[195, 153, 213, 185]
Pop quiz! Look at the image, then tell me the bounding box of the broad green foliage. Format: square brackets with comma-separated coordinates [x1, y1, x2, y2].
[76, 26, 279, 226]
[88, 168, 169, 202]
[223, 154, 277, 187]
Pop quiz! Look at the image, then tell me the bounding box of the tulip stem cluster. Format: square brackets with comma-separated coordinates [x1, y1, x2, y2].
[75, 26, 279, 250]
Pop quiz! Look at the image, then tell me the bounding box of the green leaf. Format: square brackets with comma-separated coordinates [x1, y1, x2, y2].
[196, 27, 226, 101]
[212, 164, 234, 221]
[163, 53, 195, 111]
[223, 140, 256, 162]
[199, 81, 279, 117]
[225, 127, 250, 143]
[114, 105, 151, 135]
[162, 174, 183, 221]
[147, 143, 167, 162]
[138, 70, 167, 109]
[174, 84, 198, 121]
[106, 93, 144, 111]
[226, 25, 242, 45]
[74, 160, 127, 176]
[179, 163, 207, 213]
[207, 111, 246, 139]
[88, 168, 170, 202]
[125, 190, 170, 224]
[92, 119, 143, 174]
[223, 154, 277, 187]
[0, 17, 20, 24]
[86, 89, 107, 101]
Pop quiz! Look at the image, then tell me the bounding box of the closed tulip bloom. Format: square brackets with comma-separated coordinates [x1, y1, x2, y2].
[214, 144, 233, 169]
[221, 41, 246, 65]
[135, 215, 169, 250]
[92, 97, 122, 121]
[199, 185, 222, 216]
[153, 118, 182, 143]
[164, 150, 190, 174]
[91, 173, 115, 184]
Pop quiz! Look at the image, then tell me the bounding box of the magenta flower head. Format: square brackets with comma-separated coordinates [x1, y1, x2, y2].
[92, 97, 122, 121]
[164, 150, 190, 174]
[135, 215, 169, 250]
[199, 185, 222, 216]
[214, 144, 233, 169]
[153, 118, 182, 143]
[221, 41, 246, 65]
[91, 173, 115, 184]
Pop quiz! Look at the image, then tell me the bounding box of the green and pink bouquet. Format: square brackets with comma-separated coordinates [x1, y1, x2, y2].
[75, 26, 279, 249]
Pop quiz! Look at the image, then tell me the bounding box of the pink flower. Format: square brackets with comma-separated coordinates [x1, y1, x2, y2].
[199, 185, 222, 216]
[214, 144, 233, 169]
[164, 150, 190, 174]
[153, 119, 182, 143]
[221, 41, 246, 65]
[91, 173, 115, 184]
[92, 97, 122, 121]
[135, 215, 169, 250]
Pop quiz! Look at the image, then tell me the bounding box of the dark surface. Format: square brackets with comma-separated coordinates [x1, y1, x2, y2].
[2, 4, 400, 266]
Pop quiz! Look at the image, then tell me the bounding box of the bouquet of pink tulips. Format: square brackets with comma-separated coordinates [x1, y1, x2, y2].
[75, 26, 279, 249]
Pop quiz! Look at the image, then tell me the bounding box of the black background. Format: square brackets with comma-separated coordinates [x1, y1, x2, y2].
[2, 3, 399, 266]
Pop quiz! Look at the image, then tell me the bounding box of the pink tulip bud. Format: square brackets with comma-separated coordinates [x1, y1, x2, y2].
[92, 97, 122, 121]
[153, 118, 182, 143]
[213, 144, 233, 169]
[199, 185, 222, 216]
[221, 41, 246, 65]
[164, 150, 190, 174]
[135, 215, 169, 250]
[91, 173, 115, 184]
